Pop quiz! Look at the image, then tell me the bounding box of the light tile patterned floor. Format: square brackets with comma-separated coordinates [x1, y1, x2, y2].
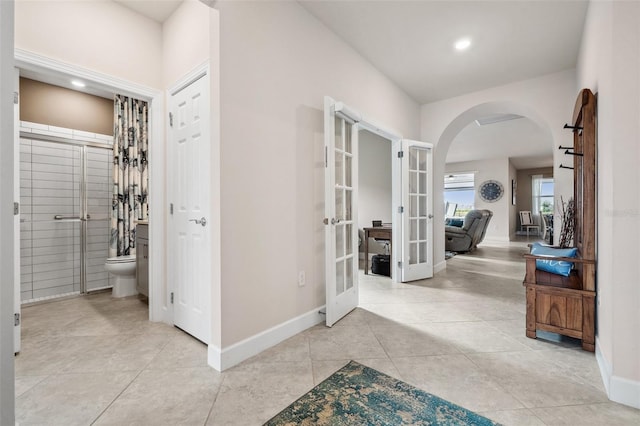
[15, 241, 640, 425]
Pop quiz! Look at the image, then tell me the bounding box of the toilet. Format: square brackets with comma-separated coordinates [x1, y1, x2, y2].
[104, 255, 137, 297]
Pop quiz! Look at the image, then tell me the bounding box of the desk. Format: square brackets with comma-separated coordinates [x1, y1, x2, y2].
[363, 226, 392, 275]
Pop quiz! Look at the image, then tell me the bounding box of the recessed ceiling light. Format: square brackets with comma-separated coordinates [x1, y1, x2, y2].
[454, 38, 471, 51]
[71, 80, 86, 88]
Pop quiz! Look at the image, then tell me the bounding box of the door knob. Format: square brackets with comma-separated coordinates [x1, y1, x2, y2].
[189, 217, 207, 227]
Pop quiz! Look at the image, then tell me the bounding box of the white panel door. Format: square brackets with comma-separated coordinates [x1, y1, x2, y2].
[169, 75, 210, 343]
[324, 97, 359, 327]
[399, 140, 433, 282]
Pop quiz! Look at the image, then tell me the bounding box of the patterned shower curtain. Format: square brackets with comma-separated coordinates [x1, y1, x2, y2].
[110, 95, 149, 257]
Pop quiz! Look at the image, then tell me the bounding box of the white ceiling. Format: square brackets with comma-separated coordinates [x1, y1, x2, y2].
[300, 0, 589, 105]
[447, 117, 553, 169]
[114, 0, 183, 23]
[299, 1, 589, 170]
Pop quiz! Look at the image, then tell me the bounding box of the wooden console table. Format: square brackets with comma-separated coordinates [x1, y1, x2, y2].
[363, 226, 392, 275]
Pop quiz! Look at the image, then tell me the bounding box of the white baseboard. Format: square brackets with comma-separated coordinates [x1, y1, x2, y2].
[207, 306, 325, 372]
[596, 337, 640, 409]
[434, 260, 447, 274]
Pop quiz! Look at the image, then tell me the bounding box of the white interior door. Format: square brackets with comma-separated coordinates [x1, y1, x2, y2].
[398, 139, 433, 282]
[324, 97, 359, 327]
[169, 74, 211, 343]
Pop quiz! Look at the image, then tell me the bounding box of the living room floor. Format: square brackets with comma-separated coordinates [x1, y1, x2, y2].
[14, 240, 640, 425]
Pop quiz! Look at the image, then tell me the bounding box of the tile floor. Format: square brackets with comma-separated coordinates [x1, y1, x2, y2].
[15, 241, 640, 425]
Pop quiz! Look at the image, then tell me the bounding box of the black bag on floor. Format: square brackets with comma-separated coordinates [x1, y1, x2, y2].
[371, 254, 390, 276]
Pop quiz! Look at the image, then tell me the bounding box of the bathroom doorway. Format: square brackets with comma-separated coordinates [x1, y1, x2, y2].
[19, 133, 115, 302]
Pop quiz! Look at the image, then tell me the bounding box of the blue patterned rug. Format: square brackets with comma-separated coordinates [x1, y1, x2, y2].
[265, 361, 500, 425]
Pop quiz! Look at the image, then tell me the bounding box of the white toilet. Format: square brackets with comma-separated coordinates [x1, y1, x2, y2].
[104, 255, 137, 297]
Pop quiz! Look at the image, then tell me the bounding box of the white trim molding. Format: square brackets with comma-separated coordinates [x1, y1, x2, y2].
[207, 306, 325, 372]
[596, 338, 640, 409]
[15, 49, 158, 100]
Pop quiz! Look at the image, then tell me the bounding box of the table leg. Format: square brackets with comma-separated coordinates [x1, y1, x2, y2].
[364, 231, 369, 274]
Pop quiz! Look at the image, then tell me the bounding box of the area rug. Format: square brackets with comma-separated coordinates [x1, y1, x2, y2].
[264, 361, 500, 426]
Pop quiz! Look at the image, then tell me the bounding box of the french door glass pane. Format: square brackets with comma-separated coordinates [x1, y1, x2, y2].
[334, 117, 343, 150]
[336, 259, 345, 294]
[336, 224, 344, 258]
[409, 242, 417, 265]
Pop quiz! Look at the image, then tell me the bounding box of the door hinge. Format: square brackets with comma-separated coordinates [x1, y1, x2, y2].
[170, 292, 174, 304]
[14, 202, 19, 215]
[398, 261, 403, 268]
[14, 313, 20, 326]
[323, 217, 329, 225]
[13, 92, 19, 104]
[170, 203, 174, 215]
[397, 150, 404, 158]
[324, 146, 328, 168]
[169, 112, 173, 127]
[398, 206, 404, 213]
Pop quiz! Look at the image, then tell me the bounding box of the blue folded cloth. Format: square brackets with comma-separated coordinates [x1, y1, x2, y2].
[530, 242, 578, 277]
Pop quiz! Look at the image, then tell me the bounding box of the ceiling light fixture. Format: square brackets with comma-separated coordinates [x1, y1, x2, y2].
[71, 80, 86, 88]
[454, 38, 471, 51]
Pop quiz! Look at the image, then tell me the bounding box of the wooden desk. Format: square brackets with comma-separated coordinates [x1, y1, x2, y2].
[363, 226, 392, 275]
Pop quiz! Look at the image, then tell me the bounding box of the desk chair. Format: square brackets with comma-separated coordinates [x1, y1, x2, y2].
[519, 211, 540, 237]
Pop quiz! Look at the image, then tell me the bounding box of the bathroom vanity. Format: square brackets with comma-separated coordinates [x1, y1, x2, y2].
[136, 223, 149, 298]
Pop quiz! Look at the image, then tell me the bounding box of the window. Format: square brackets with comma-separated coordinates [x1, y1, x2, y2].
[532, 175, 554, 214]
[444, 173, 474, 217]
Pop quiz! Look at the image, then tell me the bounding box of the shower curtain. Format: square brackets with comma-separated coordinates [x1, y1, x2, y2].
[110, 95, 149, 257]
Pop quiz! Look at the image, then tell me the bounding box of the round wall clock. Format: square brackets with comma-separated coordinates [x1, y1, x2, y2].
[479, 180, 504, 203]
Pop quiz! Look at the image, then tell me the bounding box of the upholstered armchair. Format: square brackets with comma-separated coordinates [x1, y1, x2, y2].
[445, 209, 493, 252]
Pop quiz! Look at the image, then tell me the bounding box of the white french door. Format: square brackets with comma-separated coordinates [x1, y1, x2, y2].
[396, 139, 434, 282]
[324, 97, 359, 327]
[169, 73, 211, 343]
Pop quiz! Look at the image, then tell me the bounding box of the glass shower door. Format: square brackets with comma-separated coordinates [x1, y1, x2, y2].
[20, 139, 82, 301]
[20, 137, 114, 302]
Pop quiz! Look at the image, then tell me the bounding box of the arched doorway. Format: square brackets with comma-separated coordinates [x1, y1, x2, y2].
[432, 101, 557, 269]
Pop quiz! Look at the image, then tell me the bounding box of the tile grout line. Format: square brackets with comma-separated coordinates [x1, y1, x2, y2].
[89, 368, 145, 425]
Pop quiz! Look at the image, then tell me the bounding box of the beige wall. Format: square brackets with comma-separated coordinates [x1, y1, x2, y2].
[217, 1, 420, 346]
[577, 0, 640, 405]
[162, 0, 210, 87]
[15, 0, 163, 89]
[358, 130, 393, 256]
[20, 78, 113, 135]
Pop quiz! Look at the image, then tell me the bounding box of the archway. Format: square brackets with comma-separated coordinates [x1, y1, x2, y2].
[432, 101, 556, 270]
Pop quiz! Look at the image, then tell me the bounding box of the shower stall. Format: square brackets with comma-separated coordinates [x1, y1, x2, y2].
[19, 133, 114, 303]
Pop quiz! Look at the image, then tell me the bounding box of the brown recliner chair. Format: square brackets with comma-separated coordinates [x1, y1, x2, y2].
[445, 209, 493, 252]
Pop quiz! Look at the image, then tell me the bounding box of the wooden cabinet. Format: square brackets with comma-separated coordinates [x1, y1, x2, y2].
[523, 89, 597, 351]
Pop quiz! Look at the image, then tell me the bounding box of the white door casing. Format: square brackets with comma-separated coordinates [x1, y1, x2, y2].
[398, 139, 434, 282]
[13, 67, 20, 353]
[324, 97, 359, 327]
[169, 73, 211, 343]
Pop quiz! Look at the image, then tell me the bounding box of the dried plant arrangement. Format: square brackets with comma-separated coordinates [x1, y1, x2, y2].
[558, 197, 575, 248]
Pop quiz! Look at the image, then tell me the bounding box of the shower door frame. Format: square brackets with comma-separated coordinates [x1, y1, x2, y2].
[19, 131, 114, 297]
